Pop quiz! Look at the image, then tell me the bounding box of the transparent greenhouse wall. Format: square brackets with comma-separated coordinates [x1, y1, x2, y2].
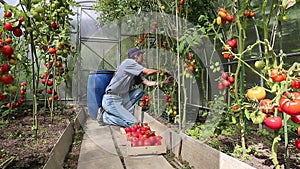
[71, 1, 300, 126]
[72, 5, 120, 105]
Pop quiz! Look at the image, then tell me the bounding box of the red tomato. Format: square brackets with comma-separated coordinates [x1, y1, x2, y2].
[144, 138, 152, 146]
[249, 11, 256, 18]
[223, 53, 230, 59]
[137, 138, 144, 146]
[296, 138, 300, 150]
[1, 75, 14, 84]
[1, 64, 10, 73]
[4, 22, 13, 31]
[47, 80, 54, 86]
[226, 14, 234, 22]
[51, 22, 58, 29]
[218, 82, 225, 91]
[2, 45, 14, 56]
[279, 92, 300, 116]
[54, 94, 59, 100]
[221, 72, 228, 79]
[264, 116, 282, 130]
[230, 38, 237, 48]
[5, 37, 12, 44]
[3, 11, 12, 18]
[270, 68, 287, 82]
[13, 27, 22, 37]
[125, 127, 132, 133]
[291, 115, 300, 124]
[228, 76, 235, 83]
[219, 8, 227, 14]
[291, 77, 300, 89]
[259, 99, 275, 114]
[179, 0, 184, 5]
[244, 10, 250, 17]
[226, 40, 235, 49]
[148, 136, 156, 145]
[218, 11, 227, 19]
[222, 80, 231, 87]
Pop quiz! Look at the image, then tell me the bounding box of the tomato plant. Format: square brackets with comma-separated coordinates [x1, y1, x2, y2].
[279, 92, 300, 116]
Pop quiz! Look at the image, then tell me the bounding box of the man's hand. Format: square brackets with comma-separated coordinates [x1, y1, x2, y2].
[162, 76, 174, 84]
[164, 70, 172, 77]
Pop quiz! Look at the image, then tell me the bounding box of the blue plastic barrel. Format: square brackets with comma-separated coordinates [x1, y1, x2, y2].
[87, 70, 114, 120]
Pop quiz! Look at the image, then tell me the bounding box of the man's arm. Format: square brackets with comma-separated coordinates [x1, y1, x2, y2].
[141, 68, 159, 76]
[142, 76, 174, 87]
[142, 79, 158, 86]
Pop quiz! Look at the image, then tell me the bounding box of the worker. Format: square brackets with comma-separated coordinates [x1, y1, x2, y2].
[98, 47, 172, 127]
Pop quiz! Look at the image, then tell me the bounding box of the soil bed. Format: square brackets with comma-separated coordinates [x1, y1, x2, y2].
[0, 104, 83, 169]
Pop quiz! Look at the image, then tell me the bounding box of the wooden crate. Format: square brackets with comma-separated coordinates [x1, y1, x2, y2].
[120, 128, 167, 156]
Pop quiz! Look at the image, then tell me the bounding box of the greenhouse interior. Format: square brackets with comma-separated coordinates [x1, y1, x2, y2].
[0, 0, 300, 168]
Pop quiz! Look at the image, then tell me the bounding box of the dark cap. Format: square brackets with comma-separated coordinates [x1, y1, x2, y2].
[128, 47, 144, 58]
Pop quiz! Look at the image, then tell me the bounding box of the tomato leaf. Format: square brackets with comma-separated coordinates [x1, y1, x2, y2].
[244, 109, 250, 120]
[282, 0, 296, 9]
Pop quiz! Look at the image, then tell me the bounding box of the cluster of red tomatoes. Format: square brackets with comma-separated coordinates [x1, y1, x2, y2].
[6, 82, 27, 109]
[223, 38, 237, 60]
[39, 41, 71, 102]
[40, 72, 59, 102]
[140, 95, 151, 110]
[270, 68, 287, 82]
[124, 122, 163, 147]
[243, 10, 256, 19]
[2, 11, 22, 62]
[1, 10, 24, 87]
[3, 10, 24, 38]
[218, 72, 235, 91]
[185, 53, 196, 72]
[177, 0, 184, 13]
[138, 34, 147, 44]
[216, 8, 234, 25]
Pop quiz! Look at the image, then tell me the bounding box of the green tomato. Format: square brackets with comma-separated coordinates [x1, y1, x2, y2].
[8, 85, 18, 93]
[279, 15, 289, 22]
[32, 0, 39, 4]
[20, 0, 28, 5]
[250, 111, 266, 124]
[254, 60, 265, 69]
[34, 6, 45, 13]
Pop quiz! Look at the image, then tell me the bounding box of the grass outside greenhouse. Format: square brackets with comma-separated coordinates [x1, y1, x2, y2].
[0, 0, 300, 168]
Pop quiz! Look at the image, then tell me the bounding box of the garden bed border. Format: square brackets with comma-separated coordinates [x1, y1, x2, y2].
[43, 106, 86, 169]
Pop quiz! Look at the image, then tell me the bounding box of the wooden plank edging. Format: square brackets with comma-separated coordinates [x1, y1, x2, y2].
[43, 107, 86, 169]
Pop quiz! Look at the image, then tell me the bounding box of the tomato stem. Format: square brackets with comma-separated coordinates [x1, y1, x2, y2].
[271, 134, 280, 169]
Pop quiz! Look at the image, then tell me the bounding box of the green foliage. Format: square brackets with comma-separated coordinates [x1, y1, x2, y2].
[94, 0, 215, 25]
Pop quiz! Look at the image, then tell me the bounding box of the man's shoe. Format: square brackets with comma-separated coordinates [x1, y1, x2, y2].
[97, 108, 107, 126]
